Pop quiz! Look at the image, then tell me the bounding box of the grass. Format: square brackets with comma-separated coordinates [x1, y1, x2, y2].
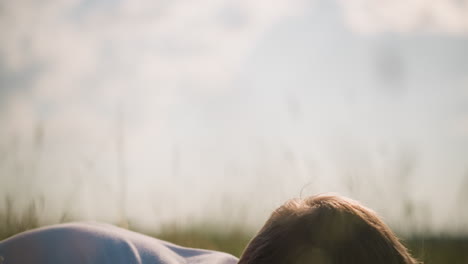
[0, 195, 42, 240]
[2, 121, 467, 263]
[152, 226, 468, 264]
[153, 223, 253, 257]
[405, 237, 468, 264]
[1, 201, 468, 264]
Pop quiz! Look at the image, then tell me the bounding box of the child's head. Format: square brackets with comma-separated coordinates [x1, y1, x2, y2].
[239, 195, 419, 264]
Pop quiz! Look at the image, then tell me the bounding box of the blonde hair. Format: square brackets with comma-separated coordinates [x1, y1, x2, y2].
[239, 195, 420, 264]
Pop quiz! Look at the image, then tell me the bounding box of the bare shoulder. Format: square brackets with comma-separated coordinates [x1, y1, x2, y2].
[0, 222, 239, 264]
[0, 222, 143, 264]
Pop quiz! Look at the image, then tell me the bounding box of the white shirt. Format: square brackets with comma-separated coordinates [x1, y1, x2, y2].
[0, 222, 239, 264]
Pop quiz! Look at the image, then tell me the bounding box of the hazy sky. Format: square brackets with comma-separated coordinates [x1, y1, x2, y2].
[1, 0, 468, 234]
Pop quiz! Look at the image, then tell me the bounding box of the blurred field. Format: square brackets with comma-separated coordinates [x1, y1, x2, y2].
[1, 203, 467, 264]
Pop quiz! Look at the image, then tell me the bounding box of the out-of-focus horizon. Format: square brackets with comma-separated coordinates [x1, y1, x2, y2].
[1, 0, 468, 236]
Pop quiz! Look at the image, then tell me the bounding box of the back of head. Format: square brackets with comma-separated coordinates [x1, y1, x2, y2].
[238, 195, 420, 264]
